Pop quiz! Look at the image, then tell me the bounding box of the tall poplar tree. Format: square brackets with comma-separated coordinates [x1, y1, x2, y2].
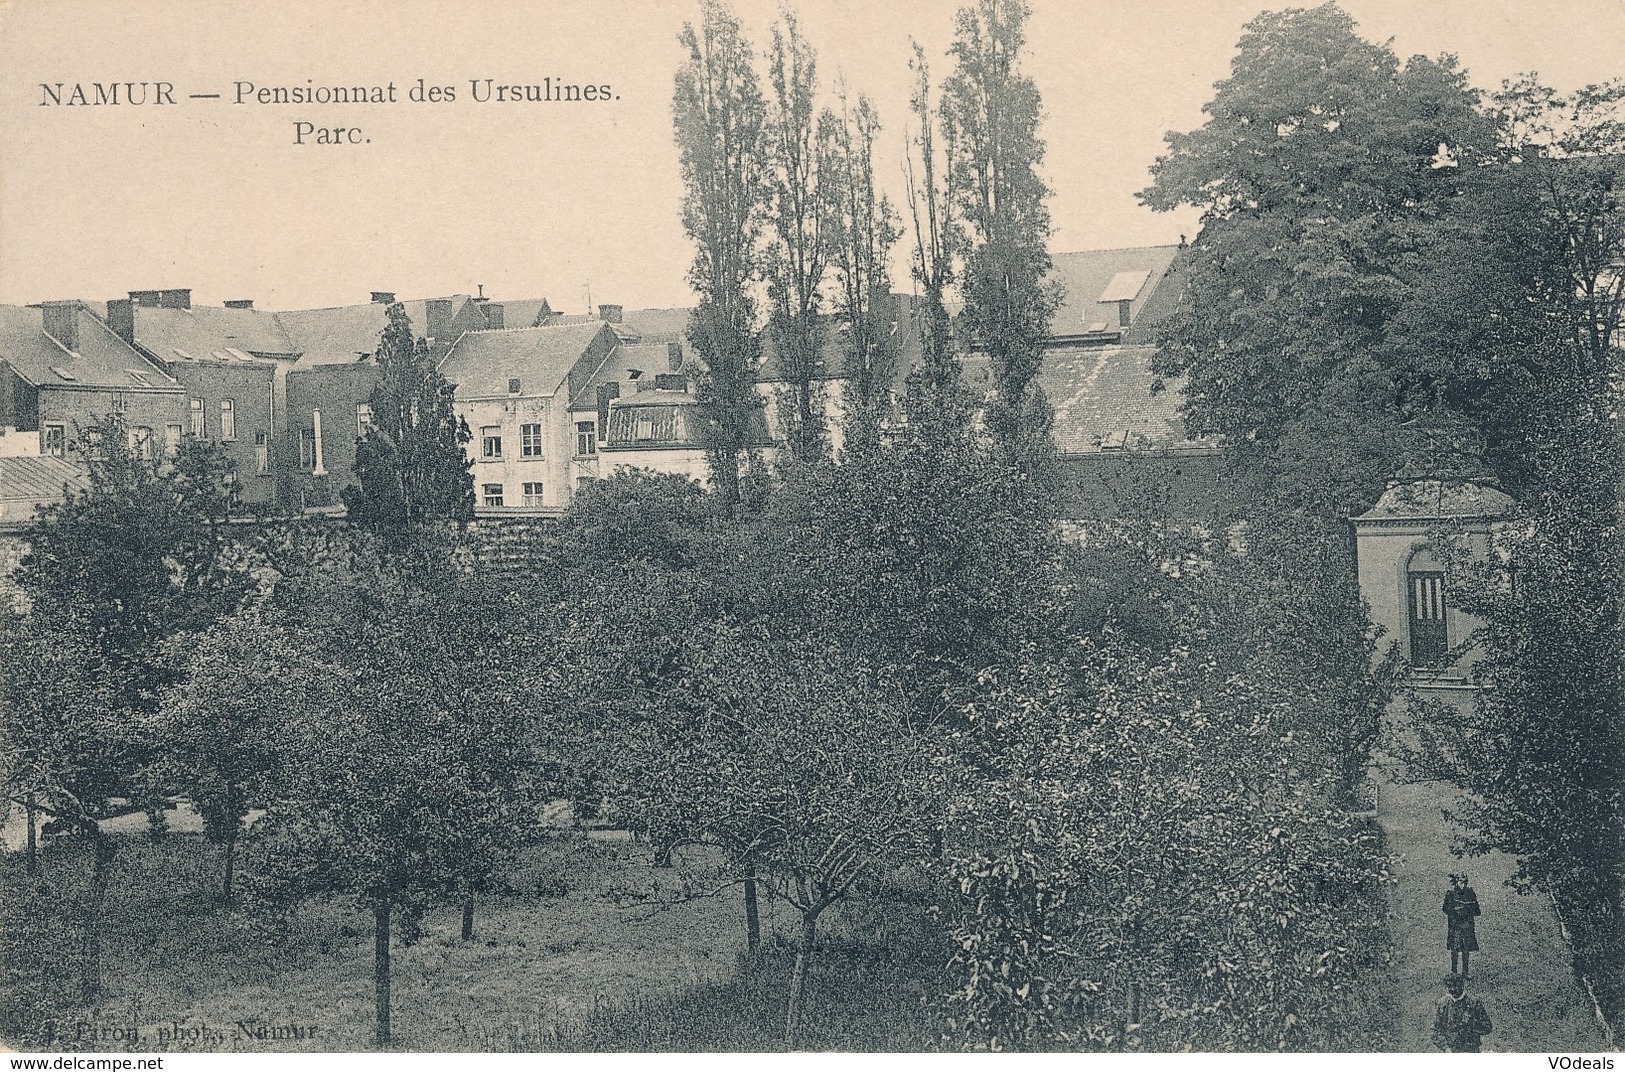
[763, 11, 838, 465]
[830, 86, 902, 454]
[940, 0, 1059, 467]
[902, 42, 970, 440]
[674, 0, 770, 507]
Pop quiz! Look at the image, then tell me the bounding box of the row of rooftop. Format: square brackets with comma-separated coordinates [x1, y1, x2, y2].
[0, 244, 1222, 526]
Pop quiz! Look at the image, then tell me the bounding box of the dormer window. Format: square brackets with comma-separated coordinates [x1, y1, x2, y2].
[508, 377, 522, 394]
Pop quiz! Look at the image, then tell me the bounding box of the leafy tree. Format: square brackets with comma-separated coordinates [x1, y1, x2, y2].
[344, 302, 475, 528]
[1139, 1, 1498, 518]
[1404, 76, 1625, 1017]
[940, 0, 1060, 468]
[942, 648, 1391, 1051]
[744, 421, 1063, 718]
[763, 11, 838, 464]
[16, 414, 245, 710]
[675, 0, 770, 508]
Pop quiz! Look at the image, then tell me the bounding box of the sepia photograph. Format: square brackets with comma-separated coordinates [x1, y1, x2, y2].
[0, 0, 1619, 1058]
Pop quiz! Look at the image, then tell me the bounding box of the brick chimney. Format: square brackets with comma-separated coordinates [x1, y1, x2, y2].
[598, 304, 623, 324]
[371, 291, 396, 304]
[224, 299, 254, 310]
[129, 290, 161, 307]
[106, 298, 135, 345]
[426, 298, 453, 345]
[158, 289, 191, 310]
[41, 301, 80, 353]
[482, 303, 505, 330]
[666, 342, 683, 371]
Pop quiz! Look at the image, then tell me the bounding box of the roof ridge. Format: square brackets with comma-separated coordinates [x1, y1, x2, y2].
[1053, 244, 1182, 256]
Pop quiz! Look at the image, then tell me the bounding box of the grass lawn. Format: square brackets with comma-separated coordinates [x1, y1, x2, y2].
[2, 830, 948, 1052]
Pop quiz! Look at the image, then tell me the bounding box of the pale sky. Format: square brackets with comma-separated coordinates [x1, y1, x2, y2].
[1, 0, 1621, 313]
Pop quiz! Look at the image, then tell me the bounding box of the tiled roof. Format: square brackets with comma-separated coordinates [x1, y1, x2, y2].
[1037, 344, 1208, 453]
[133, 306, 295, 361]
[1046, 246, 1182, 345]
[0, 304, 178, 390]
[483, 298, 555, 329]
[1352, 479, 1516, 522]
[438, 321, 613, 398]
[276, 300, 444, 367]
[571, 343, 681, 409]
[619, 307, 693, 342]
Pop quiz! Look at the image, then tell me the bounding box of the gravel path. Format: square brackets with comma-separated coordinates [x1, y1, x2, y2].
[1377, 774, 1604, 1052]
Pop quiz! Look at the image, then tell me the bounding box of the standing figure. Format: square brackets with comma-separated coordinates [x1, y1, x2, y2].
[1443, 873, 1482, 977]
[1433, 973, 1493, 1051]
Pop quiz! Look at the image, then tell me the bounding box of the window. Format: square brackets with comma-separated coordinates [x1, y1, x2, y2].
[189, 398, 205, 438]
[482, 483, 505, 508]
[164, 424, 183, 456]
[1408, 570, 1448, 668]
[130, 425, 153, 460]
[508, 377, 522, 394]
[634, 415, 654, 441]
[42, 423, 66, 457]
[522, 481, 544, 506]
[356, 404, 373, 436]
[111, 393, 129, 413]
[481, 425, 503, 459]
[299, 428, 316, 469]
[220, 399, 236, 440]
[521, 422, 544, 458]
[255, 431, 269, 474]
[576, 421, 597, 456]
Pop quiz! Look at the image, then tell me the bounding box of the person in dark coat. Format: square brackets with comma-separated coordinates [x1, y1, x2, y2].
[1443, 873, 1482, 977]
[1433, 973, 1493, 1051]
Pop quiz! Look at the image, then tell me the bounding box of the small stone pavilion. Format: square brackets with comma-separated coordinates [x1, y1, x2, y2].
[1350, 478, 1516, 693]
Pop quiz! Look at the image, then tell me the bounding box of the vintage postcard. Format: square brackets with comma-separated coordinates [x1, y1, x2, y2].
[0, 0, 1619, 1060]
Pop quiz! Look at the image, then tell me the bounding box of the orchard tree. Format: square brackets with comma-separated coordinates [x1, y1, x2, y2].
[941, 0, 1060, 468]
[675, 0, 770, 508]
[246, 539, 540, 1047]
[599, 625, 942, 1045]
[0, 610, 129, 1004]
[7, 417, 243, 1000]
[157, 616, 327, 902]
[344, 302, 474, 528]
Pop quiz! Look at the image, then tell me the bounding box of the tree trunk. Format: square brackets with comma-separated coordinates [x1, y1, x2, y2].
[222, 826, 237, 904]
[25, 798, 37, 876]
[743, 861, 761, 955]
[373, 894, 392, 1047]
[461, 889, 475, 941]
[784, 911, 818, 1046]
[81, 827, 115, 1005]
